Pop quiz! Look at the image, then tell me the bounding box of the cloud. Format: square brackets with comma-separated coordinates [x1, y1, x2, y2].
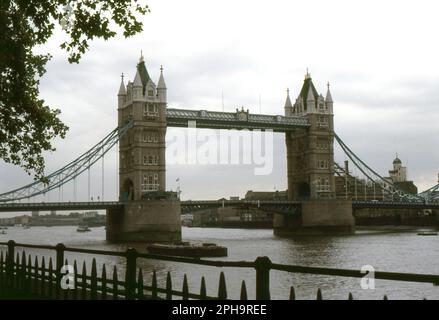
[1, 0, 439, 206]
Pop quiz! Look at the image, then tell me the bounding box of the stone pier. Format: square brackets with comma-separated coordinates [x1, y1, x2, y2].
[106, 199, 181, 242]
[274, 200, 355, 235]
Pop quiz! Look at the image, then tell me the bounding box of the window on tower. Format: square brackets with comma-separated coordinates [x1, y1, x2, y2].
[142, 173, 159, 191]
[316, 177, 331, 192]
[144, 103, 159, 118]
[317, 116, 328, 128]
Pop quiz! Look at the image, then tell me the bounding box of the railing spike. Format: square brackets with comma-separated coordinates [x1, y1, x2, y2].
[240, 280, 248, 300]
[90, 258, 98, 299]
[200, 276, 207, 299]
[218, 272, 227, 300]
[289, 286, 295, 300]
[41, 257, 46, 297]
[151, 270, 157, 300]
[166, 271, 172, 300]
[72, 260, 78, 300]
[348, 292, 353, 300]
[383, 294, 388, 300]
[182, 274, 189, 300]
[15, 252, 19, 289]
[81, 261, 87, 299]
[27, 254, 32, 295]
[316, 288, 322, 300]
[20, 251, 26, 292]
[34, 256, 39, 296]
[137, 268, 144, 299]
[112, 265, 118, 300]
[48, 258, 53, 298]
[62, 258, 70, 299]
[101, 264, 107, 300]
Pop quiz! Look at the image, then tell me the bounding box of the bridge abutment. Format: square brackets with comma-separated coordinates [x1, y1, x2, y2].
[106, 199, 181, 242]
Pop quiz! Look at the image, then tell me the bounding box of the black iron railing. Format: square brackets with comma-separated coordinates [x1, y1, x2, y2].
[1, 240, 439, 300]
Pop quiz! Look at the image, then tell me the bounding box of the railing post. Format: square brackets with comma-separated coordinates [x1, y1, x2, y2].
[55, 243, 65, 298]
[6, 240, 15, 289]
[125, 247, 138, 299]
[254, 256, 271, 300]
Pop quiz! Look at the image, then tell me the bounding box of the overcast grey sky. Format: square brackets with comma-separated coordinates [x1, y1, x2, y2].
[1, 0, 438, 209]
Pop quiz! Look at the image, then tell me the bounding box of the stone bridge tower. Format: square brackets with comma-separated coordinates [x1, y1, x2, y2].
[284, 72, 336, 201]
[117, 54, 167, 201]
[277, 72, 354, 235]
[108, 54, 180, 243]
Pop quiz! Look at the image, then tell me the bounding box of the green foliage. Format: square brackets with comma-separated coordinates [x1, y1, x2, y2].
[0, 0, 149, 181]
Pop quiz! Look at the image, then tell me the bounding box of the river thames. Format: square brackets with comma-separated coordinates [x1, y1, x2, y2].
[1, 226, 438, 300]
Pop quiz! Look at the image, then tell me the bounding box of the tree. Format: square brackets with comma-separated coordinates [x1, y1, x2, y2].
[0, 0, 149, 181]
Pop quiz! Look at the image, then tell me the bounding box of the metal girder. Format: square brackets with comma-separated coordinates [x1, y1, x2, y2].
[418, 184, 439, 202]
[334, 133, 425, 203]
[166, 108, 309, 132]
[0, 120, 133, 203]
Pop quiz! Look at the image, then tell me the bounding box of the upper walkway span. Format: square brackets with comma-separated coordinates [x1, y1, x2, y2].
[166, 108, 309, 132]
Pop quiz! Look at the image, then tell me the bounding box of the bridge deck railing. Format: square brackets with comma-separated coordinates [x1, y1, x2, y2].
[1, 240, 438, 300]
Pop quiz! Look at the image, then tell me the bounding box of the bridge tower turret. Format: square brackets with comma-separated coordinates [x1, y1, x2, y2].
[285, 71, 336, 200]
[118, 75, 127, 109]
[157, 65, 167, 103]
[284, 88, 293, 117]
[117, 54, 167, 201]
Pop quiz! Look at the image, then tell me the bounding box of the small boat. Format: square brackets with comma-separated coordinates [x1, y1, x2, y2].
[417, 231, 438, 236]
[23, 225, 31, 229]
[76, 225, 91, 232]
[147, 242, 227, 257]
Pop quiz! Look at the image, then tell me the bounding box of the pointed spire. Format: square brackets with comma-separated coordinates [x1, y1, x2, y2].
[284, 88, 292, 108]
[133, 69, 142, 87]
[158, 65, 166, 89]
[325, 81, 333, 102]
[305, 68, 311, 79]
[118, 73, 126, 95]
[139, 50, 144, 63]
[306, 84, 315, 102]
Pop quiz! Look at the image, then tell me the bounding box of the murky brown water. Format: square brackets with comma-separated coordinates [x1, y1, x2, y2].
[1, 226, 439, 299]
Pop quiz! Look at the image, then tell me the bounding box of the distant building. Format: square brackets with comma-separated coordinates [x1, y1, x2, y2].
[0, 217, 15, 226]
[388, 155, 407, 182]
[83, 211, 99, 218]
[335, 157, 418, 200]
[229, 196, 239, 201]
[181, 214, 193, 227]
[386, 155, 417, 194]
[244, 190, 287, 201]
[15, 215, 31, 225]
[69, 212, 81, 218]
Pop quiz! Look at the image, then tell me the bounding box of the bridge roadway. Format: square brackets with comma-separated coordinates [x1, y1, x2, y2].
[0, 200, 438, 214]
[0, 201, 123, 213]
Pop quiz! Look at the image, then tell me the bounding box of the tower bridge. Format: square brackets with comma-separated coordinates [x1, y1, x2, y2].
[0, 54, 438, 241]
